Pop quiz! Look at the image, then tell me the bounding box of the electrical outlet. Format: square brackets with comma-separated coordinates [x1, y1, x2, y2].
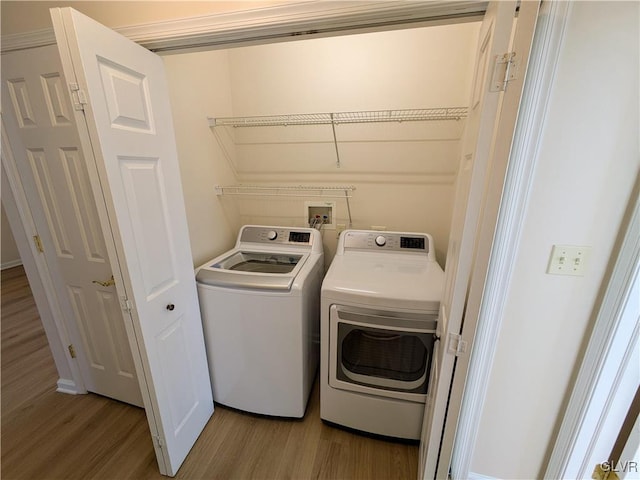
[547, 245, 591, 276]
[336, 224, 346, 238]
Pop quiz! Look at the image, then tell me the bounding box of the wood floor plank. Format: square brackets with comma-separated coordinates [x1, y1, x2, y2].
[1, 265, 419, 479]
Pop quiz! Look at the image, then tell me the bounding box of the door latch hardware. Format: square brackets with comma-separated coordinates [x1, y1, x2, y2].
[68, 344, 77, 359]
[92, 275, 115, 287]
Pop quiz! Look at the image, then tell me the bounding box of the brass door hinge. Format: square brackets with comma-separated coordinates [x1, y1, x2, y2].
[68, 344, 77, 359]
[33, 235, 44, 253]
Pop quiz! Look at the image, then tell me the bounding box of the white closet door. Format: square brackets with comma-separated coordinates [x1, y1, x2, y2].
[50, 7, 213, 476]
[419, 1, 539, 478]
[2, 44, 144, 408]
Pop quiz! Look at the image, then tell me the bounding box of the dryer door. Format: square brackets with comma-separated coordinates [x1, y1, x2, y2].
[328, 305, 437, 403]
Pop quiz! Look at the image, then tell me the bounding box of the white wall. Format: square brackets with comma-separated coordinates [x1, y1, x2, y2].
[163, 49, 240, 266]
[470, 2, 640, 478]
[227, 26, 476, 114]
[1, 3, 479, 267]
[1, 204, 22, 269]
[163, 23, 480, 265]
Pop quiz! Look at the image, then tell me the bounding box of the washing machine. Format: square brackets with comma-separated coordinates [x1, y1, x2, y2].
[196, 225, 323, 418]
[320, 229, 444, 440]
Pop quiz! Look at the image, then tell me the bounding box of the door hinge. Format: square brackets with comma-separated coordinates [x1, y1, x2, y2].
[120, 296, 132, 313]
[69, 82, 88, 111]
[33, 235, 44, 253]
[68, 344, 77, 359]
[447, 333, 468, 357]
[152, 435, 164, 449]
[491, 51, 518, 92]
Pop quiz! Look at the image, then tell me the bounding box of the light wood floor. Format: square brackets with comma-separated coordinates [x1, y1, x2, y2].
[1, 265, 419, 479]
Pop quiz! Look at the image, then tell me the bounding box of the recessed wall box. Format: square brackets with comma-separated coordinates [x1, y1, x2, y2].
[305, 201, 336, 230]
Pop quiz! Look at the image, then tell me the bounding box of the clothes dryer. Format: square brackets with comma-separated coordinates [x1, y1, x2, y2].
[321, 230, 444, 439]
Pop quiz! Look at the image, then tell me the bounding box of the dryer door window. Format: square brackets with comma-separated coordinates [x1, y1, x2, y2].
[338, 324, 433, 393]
[329, 305, 437, 401]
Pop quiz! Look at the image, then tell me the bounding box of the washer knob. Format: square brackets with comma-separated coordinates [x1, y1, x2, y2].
[375, 235, 386, 247]
[267, 230, 278, 241]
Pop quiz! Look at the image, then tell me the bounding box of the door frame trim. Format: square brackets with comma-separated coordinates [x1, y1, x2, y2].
[544, 187, 640, 479]
[1, 1, 486, 54]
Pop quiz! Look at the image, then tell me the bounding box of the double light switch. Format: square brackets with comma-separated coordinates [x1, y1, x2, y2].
[547, 245, 591, 276]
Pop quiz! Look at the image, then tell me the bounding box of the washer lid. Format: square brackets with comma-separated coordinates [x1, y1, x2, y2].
[322, 253, 444, 311]
[196, 250, 308, 291]
[214, 251, 303, 274]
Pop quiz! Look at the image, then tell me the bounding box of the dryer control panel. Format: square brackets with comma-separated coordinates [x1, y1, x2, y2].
[341, 230, 433, 256]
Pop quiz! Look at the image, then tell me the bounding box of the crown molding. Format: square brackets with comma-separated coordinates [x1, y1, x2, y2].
[1, 28, 57, 53]
[1, 1, 486, 54]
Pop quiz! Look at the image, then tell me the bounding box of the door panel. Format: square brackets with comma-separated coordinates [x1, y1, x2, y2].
[6, 79, 37, 127]
[61, 147, 108, 262]
[419, 1, 528, 478]
[27, 148, 74, 257]
[98, 58, 155, 133]
[1, 44, 143, 407]
[68, 286, 102, 366]
[41, 72, 73, 126]
[156, 318, 199, 432]
[97, 288, 138, 379]
[51, 7, 214, 476]
[118, 157, 178, 297]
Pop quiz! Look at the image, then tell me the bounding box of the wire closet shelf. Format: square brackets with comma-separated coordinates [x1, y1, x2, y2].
[214, 185, 355, 198]
[215, 185, 356, 227]
[208, 107, 468, 127]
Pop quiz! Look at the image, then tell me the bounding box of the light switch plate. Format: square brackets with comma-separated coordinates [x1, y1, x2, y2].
[547, 245, 591, 276]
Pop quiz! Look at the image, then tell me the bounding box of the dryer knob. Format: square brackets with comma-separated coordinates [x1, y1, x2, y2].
[267, 230, 278, 241]
[375, 235, 386, 247]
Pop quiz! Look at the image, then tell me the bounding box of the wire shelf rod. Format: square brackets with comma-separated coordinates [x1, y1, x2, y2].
[215, 192, 353, 198]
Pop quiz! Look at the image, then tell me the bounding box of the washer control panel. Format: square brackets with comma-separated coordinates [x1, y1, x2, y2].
[239, 226, 314, 246]
[342, 230, 430, 254]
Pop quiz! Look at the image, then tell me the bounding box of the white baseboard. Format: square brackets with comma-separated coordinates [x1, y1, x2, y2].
[1, 259, 23, 270]
[467, 472, 500, 480]
[56, 378, 80, 395]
